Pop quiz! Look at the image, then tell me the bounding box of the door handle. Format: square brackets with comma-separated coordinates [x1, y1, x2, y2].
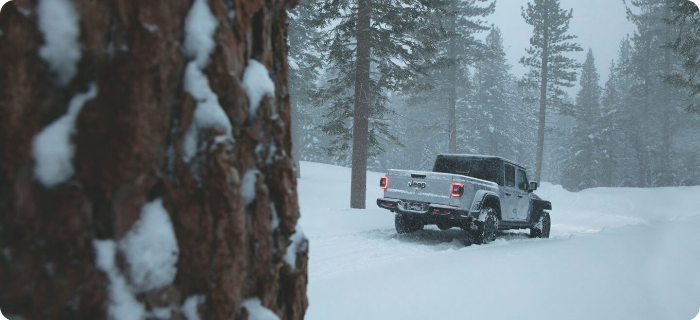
[505, 192, 512, 196]
[517, 195, 523, 199]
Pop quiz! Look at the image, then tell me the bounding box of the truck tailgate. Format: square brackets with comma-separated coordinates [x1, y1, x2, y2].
[383, 169, 457, 206]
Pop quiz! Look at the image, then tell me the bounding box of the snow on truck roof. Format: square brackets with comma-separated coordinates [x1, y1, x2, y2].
[436, 154, 522, 167]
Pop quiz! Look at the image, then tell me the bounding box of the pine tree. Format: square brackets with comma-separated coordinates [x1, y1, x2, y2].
[520, 0, 582, 183]
[471, 27, 519, 158]
[440, 0, 495, 153]
[625, 0, 688, 186]
[599, 60, 621, 187]
[665, 0, 700, 112]
[609, 37, 639, 187]
[563, 49, 602, 190]
[310, 0, 439, 208]
[288, 0, 323, 177]
[406, 0, 495, 160]
[404, 0, 494, 156]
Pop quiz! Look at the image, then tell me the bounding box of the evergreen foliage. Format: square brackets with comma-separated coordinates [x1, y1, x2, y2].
[520, 0, 582, 182]
[307, 0, 441, 162]
[288, 0, 325, 167]
[562, 49, 602, 190]
[665, 0, 700, 112]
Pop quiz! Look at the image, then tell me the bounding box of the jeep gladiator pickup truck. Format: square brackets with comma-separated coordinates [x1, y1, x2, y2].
[377, 154, 552, 244]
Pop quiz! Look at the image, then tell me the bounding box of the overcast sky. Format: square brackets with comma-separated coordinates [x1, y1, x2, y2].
[486, 0, 637, 94]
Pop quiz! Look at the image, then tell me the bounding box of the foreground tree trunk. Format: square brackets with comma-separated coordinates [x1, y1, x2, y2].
[0, 0, 308, 319]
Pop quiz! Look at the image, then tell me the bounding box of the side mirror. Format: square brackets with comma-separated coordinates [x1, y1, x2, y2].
[529, 182, 538, 192]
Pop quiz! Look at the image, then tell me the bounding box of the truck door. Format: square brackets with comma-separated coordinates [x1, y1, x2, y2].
[503, 164, 518, 220]
[515, 169, 531, 220]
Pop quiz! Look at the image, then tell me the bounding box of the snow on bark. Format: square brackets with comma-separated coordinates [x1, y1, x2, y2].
[242, 60, 275, 117]
[242, 298, 281, 320]
[32, 84, 97, 188]
[93, 240, 147, 320]
[181, 0, 233, 163]
[283, 227, 307, 270]
[36, 0, 82, 85]
[119, 199, 179, 293]
[242, 169, 261, 204]
[182, 295, 206, 320]
[183, 0, 218, 69]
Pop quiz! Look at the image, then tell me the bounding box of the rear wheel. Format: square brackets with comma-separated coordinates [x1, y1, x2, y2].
[473, 207, 498, 244]
[529, 212, 551, 238]
[395, 214, 424, 234]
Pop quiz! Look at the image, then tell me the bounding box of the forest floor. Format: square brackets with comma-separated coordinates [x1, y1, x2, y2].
[297, 161, 700, 320]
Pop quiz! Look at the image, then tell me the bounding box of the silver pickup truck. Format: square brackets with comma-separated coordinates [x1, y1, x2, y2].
[377, 154, 552, 244]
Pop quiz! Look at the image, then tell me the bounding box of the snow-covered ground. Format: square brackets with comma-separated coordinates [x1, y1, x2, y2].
[298, 161, 700, 320]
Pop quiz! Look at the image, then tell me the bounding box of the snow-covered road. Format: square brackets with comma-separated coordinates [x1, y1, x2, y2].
[297, 162, 700, 320]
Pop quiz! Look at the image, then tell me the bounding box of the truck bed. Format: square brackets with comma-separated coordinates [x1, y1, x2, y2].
[383, 169, 499, 211]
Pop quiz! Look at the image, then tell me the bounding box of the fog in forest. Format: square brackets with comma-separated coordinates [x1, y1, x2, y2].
[288, 0, 700, 193]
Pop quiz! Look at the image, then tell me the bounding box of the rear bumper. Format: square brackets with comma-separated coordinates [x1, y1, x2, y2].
[377, 198, 400, 211]
[376, 198, 475, 220]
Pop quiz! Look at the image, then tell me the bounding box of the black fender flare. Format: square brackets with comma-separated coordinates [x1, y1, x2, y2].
[529, 199, 552, 223]
[469, 190, 502, 221]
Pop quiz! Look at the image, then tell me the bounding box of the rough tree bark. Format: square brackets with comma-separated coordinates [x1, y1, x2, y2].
[0, 0, 308, 319]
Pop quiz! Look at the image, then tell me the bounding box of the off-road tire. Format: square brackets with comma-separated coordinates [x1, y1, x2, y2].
[529, 211, 551, 238]
[473, 207, 498, 244]
[395, 214, 424, 234]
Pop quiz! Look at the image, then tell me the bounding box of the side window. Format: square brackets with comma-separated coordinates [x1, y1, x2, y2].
[517, 169, 529, 191]
[505, 165, 515, 187]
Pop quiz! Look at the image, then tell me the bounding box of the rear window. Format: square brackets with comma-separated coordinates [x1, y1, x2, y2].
[433, 157, 500, 184]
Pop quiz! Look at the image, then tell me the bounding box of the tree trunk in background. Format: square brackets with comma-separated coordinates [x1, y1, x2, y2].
[534, 6, 550, 184]
[0, 0, 307, 319]
[291, 102, 302, 178]
[350, 0, 371, 209]
[447, 6, 457, 154]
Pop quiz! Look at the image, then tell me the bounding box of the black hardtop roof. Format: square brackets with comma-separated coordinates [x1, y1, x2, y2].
[436, 153, 524, 168]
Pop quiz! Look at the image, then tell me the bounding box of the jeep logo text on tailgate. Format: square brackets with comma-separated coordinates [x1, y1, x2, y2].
[408, 180, 427, 189]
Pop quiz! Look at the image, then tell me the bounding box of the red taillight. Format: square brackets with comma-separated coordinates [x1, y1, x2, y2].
[450, 183, 464, 197]
[380, 176, 388, 189]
